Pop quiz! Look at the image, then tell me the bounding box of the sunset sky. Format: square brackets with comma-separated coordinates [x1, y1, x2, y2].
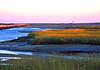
[0, 0, 100, 23]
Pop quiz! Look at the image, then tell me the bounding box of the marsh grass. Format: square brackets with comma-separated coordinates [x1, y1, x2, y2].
[28, 29, 100, 45]
[0, 56, 100, 70]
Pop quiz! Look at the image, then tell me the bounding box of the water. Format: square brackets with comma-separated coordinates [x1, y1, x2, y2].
[0, 48, 99, 62]
[0, 49, 32, 61]
[0, 50, 32, 55]
[0, 27, 57, 61]
[0, 27, 50, 42]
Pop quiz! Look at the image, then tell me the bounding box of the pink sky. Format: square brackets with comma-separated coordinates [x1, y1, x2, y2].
[0, 0, 100, 23]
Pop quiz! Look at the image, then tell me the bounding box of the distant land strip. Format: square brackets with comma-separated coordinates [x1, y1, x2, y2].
[0, 23, 31, 30]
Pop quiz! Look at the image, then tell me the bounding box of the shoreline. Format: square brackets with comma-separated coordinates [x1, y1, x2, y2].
[0, 23, 31, 30]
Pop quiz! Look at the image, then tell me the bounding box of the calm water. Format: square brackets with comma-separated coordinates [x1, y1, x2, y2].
[0, 27, 50, 42]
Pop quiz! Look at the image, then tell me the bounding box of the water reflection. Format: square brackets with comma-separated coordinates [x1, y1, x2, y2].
[0, 50, 32, 55]
[0, 57, 21, 62]
[0, 27, 50, 42]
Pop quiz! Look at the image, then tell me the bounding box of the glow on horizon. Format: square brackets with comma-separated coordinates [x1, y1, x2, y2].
[0, 0, 100, 23]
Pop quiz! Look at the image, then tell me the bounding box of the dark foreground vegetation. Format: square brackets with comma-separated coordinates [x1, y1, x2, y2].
[0, 56, 100, 70]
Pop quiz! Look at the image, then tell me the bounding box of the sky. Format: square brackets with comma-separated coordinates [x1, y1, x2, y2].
[0, 0, 100, 23]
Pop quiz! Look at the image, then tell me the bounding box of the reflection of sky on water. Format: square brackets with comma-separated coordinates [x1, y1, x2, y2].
[0, 29, 28, 42]
[0, 50, 32, 55]
[0, 57, 21, 62]
[0, 27, 50, 42]
[1, 52, 98, 62]
[0, 50, 99, 62]
[0, 50, 32, 61]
